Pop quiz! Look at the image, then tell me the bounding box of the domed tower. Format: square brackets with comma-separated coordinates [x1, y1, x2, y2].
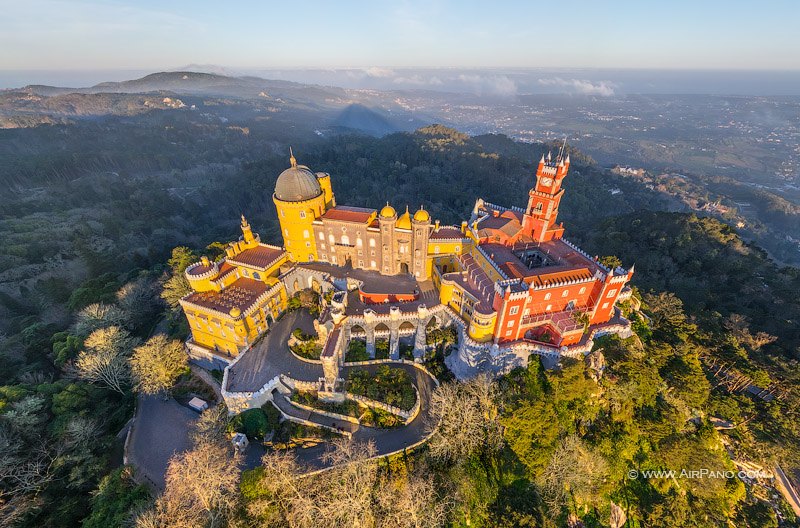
[378, 202, 397, 275]
[273, 150, 328, 262]
[411, 206, 431, 279]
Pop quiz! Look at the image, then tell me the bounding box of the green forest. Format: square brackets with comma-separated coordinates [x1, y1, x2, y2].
[0, 119, 798, 526]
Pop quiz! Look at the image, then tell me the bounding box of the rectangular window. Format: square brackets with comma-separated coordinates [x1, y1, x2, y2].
[546, 304, 552, 311]
[507, 320, 515, 328]
[602, 302, 609, 309]
[509, 306, 519, 315]
[607, 289, 617, 298]
[299, 211, 306, 219]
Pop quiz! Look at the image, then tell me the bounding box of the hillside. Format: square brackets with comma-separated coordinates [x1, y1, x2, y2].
[0, 123, 798, 526]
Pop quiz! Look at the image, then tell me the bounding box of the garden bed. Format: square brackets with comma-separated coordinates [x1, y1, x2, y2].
[290, 390, 360, 418]
[289, 327, 322, 360]
[345, 365, 416, 411]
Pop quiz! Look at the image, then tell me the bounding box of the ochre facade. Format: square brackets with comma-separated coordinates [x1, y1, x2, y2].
[180, 149, 632, 360]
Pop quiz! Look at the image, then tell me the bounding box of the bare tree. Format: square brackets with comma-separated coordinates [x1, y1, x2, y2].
[609, 500, 627, 528]
[538, 435, 608, 515]
[723, 313, 777, 350]
[135, 440, 241, 528]
[426, 374, 503, 464]
[74, 326, 138, 394]
[73, 302, 126, 337]
[130, 334, 188, 396]
[253, 439, 380, 528]
[192, 404, 231, 447]
[117, 277, 160, 330]
[375, 468, 452, 528]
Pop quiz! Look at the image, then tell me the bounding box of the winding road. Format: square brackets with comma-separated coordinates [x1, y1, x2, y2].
[129, 310, 440, 482]
[234, 311, 439, 471]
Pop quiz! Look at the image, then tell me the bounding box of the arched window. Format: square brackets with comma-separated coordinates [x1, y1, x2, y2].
[341, 235, 350, 246]
[303, 229, 309, 239]
[369, 239, 376, 248]
[329, 234, 335, 244]
[579, 286, 586, 295]
[562, 290, 569, 297]
[544, 292, 551, 300]
[434, 245, 440, 254]
[252, 272, 261, 280]
[356, 238, 363, 248]
[319, 232, 325, 240]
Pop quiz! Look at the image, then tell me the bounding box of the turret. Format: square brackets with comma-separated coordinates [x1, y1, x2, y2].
[240, 214, 256, 244]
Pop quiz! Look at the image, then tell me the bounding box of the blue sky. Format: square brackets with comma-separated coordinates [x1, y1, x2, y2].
[2, 0, 798, 71]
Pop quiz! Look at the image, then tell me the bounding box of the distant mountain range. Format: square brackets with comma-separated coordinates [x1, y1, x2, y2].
[0, 71, 429, 135]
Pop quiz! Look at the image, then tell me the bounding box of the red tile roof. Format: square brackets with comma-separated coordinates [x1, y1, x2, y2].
[228, 245, 285, 270]
[528, 268, 593, 287]
[321, 206, 375, 224]
[183, 278, 269, 315]
[430, 226, 464, 240]
[186, 263, 215, 276]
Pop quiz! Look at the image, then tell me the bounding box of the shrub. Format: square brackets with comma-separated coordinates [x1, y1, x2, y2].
[345, 339, 369, 362]
[230, 408, 271, 440]
[374, 338, 390, 359]
[346, 366, 416, 411]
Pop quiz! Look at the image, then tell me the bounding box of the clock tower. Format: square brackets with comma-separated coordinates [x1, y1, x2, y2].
[522, 148, 570, 242]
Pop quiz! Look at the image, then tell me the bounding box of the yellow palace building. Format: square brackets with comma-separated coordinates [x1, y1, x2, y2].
[180, 152, 473, 364]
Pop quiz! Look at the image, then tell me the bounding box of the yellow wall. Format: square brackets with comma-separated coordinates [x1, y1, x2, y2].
[317, 174, 335, 209]
[468, 311, 497, 342]
[273, 193, 326, 263]
[183, 284, 288, 357]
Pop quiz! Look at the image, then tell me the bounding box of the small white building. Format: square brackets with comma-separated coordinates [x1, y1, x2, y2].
[188, 397, 209, 413]
[232, 433, 249, 452]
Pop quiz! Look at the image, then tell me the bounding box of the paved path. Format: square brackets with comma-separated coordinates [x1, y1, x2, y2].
[245, 361, 438, 471]
[227, 311, 323, 392]
[127, 395, 197, 490]
[775, 465, 800, 516]
[271, 389, 359, 435]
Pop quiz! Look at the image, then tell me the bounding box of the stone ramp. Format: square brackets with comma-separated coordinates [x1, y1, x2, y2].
[271, 389, 358, 436]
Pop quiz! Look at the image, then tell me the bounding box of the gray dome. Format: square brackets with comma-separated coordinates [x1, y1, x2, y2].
[274, 165, 322, 202]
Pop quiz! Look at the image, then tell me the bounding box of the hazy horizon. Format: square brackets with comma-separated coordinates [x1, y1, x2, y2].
[3, 66, 800, 97]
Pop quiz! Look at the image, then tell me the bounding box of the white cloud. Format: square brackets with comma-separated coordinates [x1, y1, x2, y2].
[456, 74, 517, 97]
[538, 77, 617, 96]
[364, 67, 396, 78]
[392, 74, 444, 86]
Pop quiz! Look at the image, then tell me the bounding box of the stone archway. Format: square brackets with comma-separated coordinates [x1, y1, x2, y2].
[398, 321, 416, 360]
[400, 262, 409, 274]
[350, 324, 366, 338]
[374, 322, 391, 359]
[399, 321, 416, 334]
